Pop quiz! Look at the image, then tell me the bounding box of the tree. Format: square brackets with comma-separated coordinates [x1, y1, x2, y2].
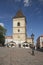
[0, 25, 6, 35]
[0, 25, 6, 46]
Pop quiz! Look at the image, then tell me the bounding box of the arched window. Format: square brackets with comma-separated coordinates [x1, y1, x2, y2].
[17, 22, 20, 26]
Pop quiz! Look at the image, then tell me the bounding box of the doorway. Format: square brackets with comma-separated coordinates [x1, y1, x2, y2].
[19, 44, 21, 48]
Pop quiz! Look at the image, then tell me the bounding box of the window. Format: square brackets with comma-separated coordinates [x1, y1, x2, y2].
[26, 45, 28, 47]
[17, 22, 20, 26]
[18, 29, 20, 32]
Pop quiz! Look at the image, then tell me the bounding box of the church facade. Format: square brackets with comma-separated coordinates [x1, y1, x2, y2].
[5, 10, 33, 48]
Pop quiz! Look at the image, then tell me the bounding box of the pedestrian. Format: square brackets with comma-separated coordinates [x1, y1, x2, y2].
[32, 47, 35, 56]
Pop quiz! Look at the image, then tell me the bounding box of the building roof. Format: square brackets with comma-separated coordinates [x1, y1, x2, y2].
[5, 36, 12, 39]
[40, 35, 43, 37]
[37, 35, 43, 41]
[13, 10, 25, 18]
[38, 35, 43, 38]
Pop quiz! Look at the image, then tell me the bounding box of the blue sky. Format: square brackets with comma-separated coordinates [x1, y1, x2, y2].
[0, 0, 43, 43]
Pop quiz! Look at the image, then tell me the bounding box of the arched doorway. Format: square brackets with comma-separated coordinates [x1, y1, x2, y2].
[19, 44, 21, 48]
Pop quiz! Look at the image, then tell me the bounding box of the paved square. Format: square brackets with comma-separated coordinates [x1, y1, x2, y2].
[0, 47, 43, 65]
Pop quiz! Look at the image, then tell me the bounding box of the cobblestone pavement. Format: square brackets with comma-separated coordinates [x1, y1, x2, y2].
[0, 47, 43, 65]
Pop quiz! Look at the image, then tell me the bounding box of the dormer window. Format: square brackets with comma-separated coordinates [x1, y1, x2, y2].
[17, 22, 20, 26]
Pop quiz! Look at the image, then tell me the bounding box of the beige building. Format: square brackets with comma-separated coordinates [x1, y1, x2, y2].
[13, 10, 27, 47]
[5, 36, 12, 45]
[5, 10, 33, 48]
[27, 38, 32, 44]
[36, 35, 43, 49]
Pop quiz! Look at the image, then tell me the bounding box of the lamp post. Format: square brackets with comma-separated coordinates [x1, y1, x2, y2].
[31, 33, 34, 47]
[31, 33, 35, 55]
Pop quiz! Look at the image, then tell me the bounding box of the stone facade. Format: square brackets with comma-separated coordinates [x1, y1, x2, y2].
[5, 36, 13, 45]
[27, 38, 32, 44]
[12, 10, 27, 47]
[13, 18, 26, 44]
[5, 10, 33, 47]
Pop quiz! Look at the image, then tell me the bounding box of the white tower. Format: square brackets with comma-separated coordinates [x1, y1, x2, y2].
[13, 10, 26, 47]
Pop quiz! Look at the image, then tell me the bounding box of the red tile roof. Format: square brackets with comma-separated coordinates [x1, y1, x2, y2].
[5, 36, 12, 39]
[40, 35, 43, 37]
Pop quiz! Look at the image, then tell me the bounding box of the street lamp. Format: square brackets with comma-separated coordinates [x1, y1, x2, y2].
[31, 33, 35, 55]
[31, 33, 34, 47]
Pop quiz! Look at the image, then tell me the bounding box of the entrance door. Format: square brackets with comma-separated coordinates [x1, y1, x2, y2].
[19, 44, 21, 48]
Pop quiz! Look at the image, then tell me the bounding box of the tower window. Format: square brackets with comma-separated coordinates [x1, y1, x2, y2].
[18, 29, 20, 32]
[17, 22, 20, 26]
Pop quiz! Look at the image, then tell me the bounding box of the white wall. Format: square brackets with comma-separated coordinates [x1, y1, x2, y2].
[5, 39, 13, 44]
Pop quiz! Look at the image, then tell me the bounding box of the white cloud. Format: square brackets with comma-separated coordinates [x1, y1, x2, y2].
[24, 0, 32, 7]
[24, 0, 29, 3]
[0, 23, 4, 27]
[15, 0, 32, 7]
[24, 0, 29, 6]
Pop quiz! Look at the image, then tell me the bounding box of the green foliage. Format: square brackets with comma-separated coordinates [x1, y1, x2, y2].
[0, 25, 7, 46]
[0, 25, 6, 35]
[0, 34, 5, 46]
